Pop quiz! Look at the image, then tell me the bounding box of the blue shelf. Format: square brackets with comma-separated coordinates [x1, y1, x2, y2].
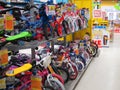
[10, 2, 28, 4]
[6, 1, 29, 6]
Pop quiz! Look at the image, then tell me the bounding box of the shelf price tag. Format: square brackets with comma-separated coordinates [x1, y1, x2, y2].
[4, 14, 14, 31]
[0, 49, 8, 66]
[31, 75, 42, 90]
[0, 17, 4, 30]
[80, 42, 84, 47]
[0, 78, 6, 89]
[48, 5, 55, 15]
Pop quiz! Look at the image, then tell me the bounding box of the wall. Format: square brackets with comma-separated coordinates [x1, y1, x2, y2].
[73, 0, 92, 40]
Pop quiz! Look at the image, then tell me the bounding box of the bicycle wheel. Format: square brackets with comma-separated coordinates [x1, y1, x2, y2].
[91, 46, 98, 57]
[52, 73, 64, 85]
[81, 51, 90, 63]
[65, 17, 74, 32]
[43, 86, 55, 90]
[90, 41, 98, 50]
[76, 60, 85, 71]
[77, 19, 82, 30]
[43, 23, 53, 40]
[55, 24, 62, 36]
[69, 62, 78, 80]
[78, 55, 86, 66]
[48, 23, 55, 38]
[49, 79, 65, 90]
[56, 67, 69, 83]
[46, 74, 65, 90]
[62, 20, 70, 34]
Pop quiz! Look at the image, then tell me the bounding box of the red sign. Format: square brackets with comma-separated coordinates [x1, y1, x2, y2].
[114, 28, 120, 33]
[93, 39, 102, 48]
[93, 10, 101, 18]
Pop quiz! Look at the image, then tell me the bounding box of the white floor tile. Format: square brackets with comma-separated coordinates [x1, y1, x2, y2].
[75, 33, 120, 90]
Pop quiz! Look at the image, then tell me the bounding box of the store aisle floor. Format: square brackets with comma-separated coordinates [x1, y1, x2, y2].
[75, 33, 120, 90]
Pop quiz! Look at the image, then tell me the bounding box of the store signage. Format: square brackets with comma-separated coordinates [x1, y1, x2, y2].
[92, 26, 110, 47]
[0, 78, 6, 89]
[0, 49, 8, 66]
[4, 14, 14, 31]
[93, 39, 102, 48]
[31, 75, 42, 90]
[101, 6, 120, 12]
[93, 10, 101, 18]
[114, 27, 120, 33]
[48, 5, 55, 15]
[0, 17, 4, 30]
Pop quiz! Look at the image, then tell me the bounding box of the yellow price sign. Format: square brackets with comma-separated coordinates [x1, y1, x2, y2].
[49, 5, 55, 11]
[0, 49, 8, 66]
[68, 7, 71, 11]
[6, 16, 13, 20]
[0, 17, 4, 24]
[0, 17, 4, 30]
[80, 43, 84, 46]
[4, 14, 14, 31]
[31, 75, 42, 90]
[0, 78, 6, 89]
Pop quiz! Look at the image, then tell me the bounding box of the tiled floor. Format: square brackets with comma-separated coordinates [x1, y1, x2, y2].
[75, 33, 120, 90]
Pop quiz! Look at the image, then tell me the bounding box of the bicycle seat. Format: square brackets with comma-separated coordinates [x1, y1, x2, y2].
[6, 63, 32, 77]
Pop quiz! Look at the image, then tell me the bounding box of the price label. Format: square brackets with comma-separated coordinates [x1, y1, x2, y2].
[80, 43, 84, 47]
[74, 49, 79, 55]
[31, 75, 42, 90]
[0, 17, 4, 30]
[4, 14, 14, 31]
[6, 16, 13, 20]
[49, 5, 55, 11]
[47, 5, 55, 15]
[0, 78, 6, 89]
[0, 49, 8, 66]
[0, 18, 4, 23]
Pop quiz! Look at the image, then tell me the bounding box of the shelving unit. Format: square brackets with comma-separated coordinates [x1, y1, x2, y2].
[5, 0, 29, 6]
[2, 28, 88, 51]
[9, 2, 28, 4]
[0, 0, 97, 90]
[3, 33, 73, 51]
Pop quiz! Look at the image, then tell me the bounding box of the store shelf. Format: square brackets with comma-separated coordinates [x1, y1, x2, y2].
[10, 2, 28, 4]
[0, 8, 13, 14]
[3, 33, 71, 51]
[65, 58, 93, 90]
[1, 29, 86, 51]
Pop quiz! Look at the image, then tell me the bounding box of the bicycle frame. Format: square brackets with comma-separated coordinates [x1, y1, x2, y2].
[36, 49, 64, 84]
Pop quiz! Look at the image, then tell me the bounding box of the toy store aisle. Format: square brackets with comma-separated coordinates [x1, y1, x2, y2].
[75, 33, 120, 90]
